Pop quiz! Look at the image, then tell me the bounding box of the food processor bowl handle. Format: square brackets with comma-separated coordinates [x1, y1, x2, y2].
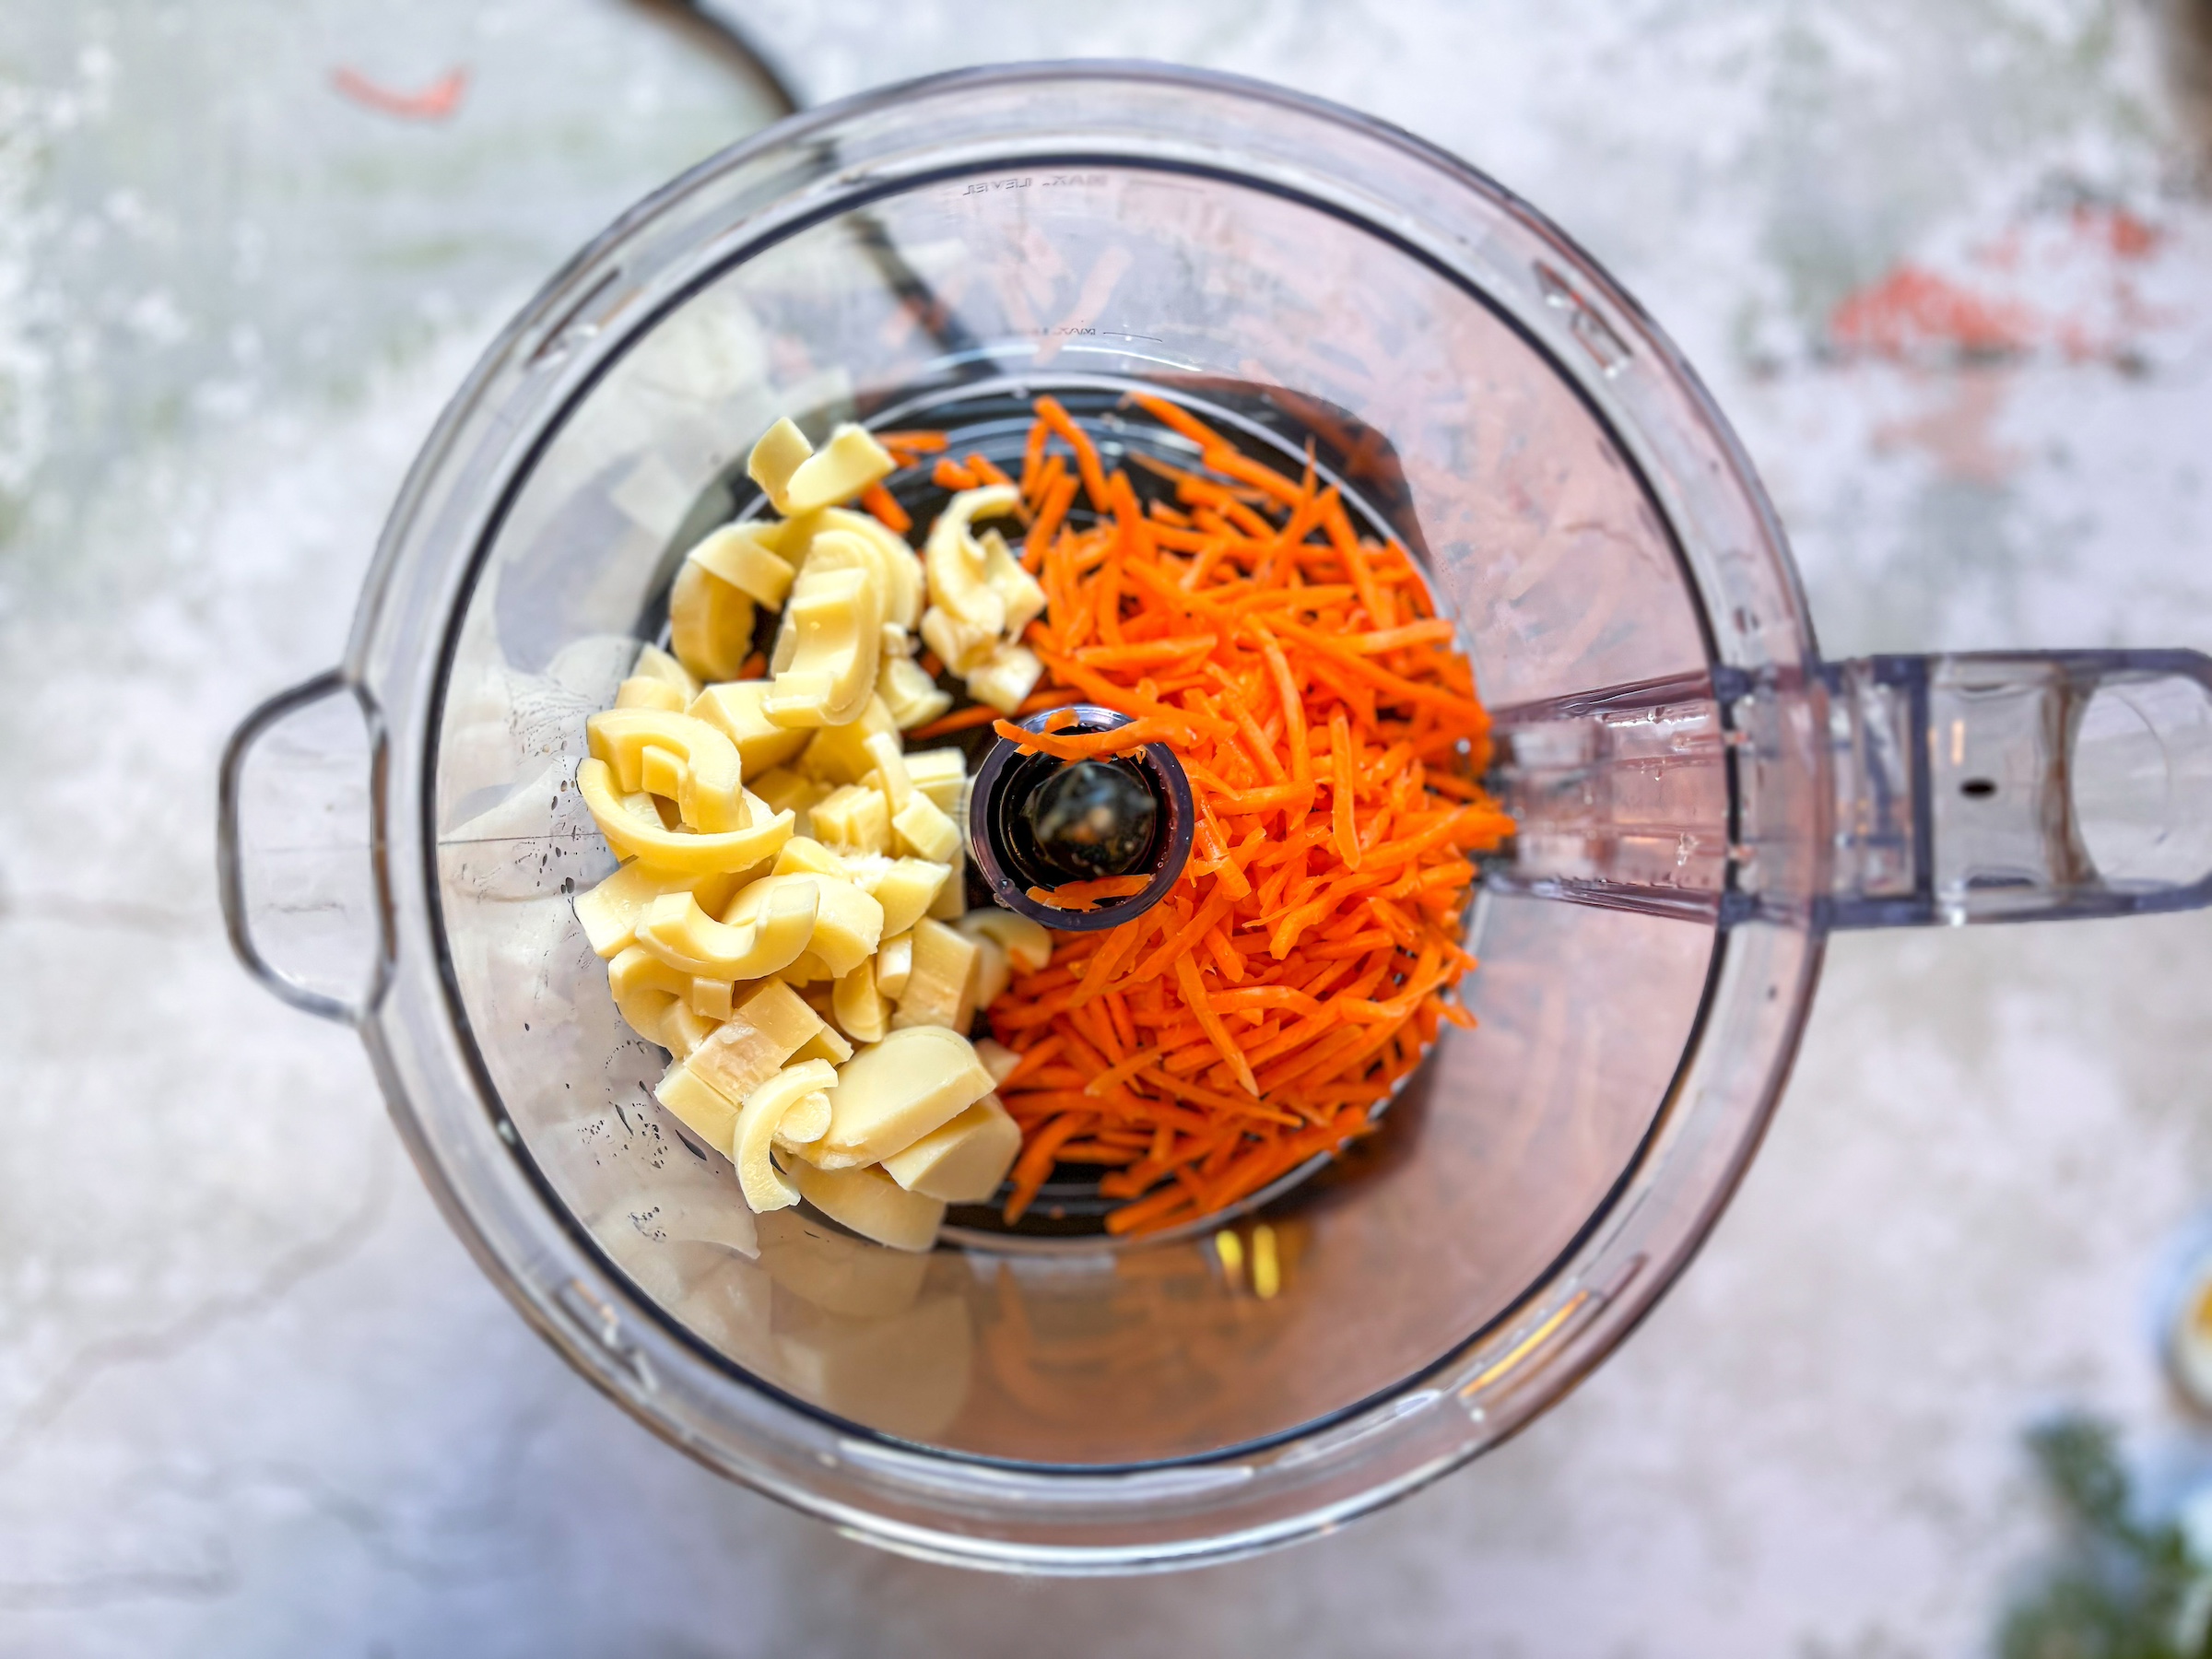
[216, 669, 393, 1022]
[1488, 650, 2212, 931]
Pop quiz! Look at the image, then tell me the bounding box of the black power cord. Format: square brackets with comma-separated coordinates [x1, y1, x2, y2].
[624, 0, 802, 117]
[625, 0, 990, 368]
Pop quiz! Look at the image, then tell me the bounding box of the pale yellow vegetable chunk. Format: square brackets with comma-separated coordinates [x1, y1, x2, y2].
[963, 931, 1011, 1012]
[631, 643, 700, 700]
[688, 681, 809, 773]
[580, 759, 794, 875]
[740, 979, 827, 1049]
[785, 506, 923, 630]
[903, 748, 966, 814]
[618, 787, 675, 831]
[971, 1037, 1023, 1088]
[839, 850, 892, 890]
[796, 696, 899, 784]
[808, 783, 890, 855]
[854, 857, 949, 937]
[809, 1025, 996, 1170]
[638, 745, 688, 804]
[789, 1159, 945, 1253]
[831, 959, 888, 1043]
[875, 930, 913, 999]
[574, 863, 744, 959]
[614, 675, 686, 712]
[687, 523, 796, 609]
[763, 557, 881, 728]
[955, 909, 1053, 974]
[924, 486, 1019, 634]
[792, 1019, 854, 1066]
[890, 791, 961, 864]
[918, 606, 997, 676]
[724, 871, 884, 979]
[636, 883, 818, 980]
[585, 709, 748, 833]
[891, 917, 980, 1031]
[862, 731, 913, 812]
[606, 942, 708, 1043]
[668, 559, 757, 684]
[927, 841, 969, 921]
[981, 528, 1047, 637]
[763, 1065, 837, 1151]
[732, 1060, 837, 1212]
[778, 953, 829, 986]
[656, 1055, 741, 1154]
[747, 416, 815, 513]
[880, 1094, 1021, 1205]
[877, 654, 952, 730]
[690, 976, 734, 1021]
[966, 641, 1043, 715]
[660, 1001, 717, 1059]
[609, 946, 691, 1045]
[782, 424, 895, 516]
[771, 836, 850, 880]
[683, 980, 824, 1111]
[748, 765, 830, 827]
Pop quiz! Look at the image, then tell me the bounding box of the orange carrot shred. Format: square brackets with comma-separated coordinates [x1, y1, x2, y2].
[1020, 418, 1051, 498]
[860, 482, 911, 534]
[902, 688, 1074, 741]
[1329, 711, 1362, 871]
[875, 429, 949, 454]
[1026, 876, 1153, 912]
[1004, 1112, 1091, 1224]
[966, 452, 1016, 490]
[1174, 953, 1260, 1097]
[991, 715, 1180, 761]
[933, 394, 1505, 1233]
[1035, 395, 1112, 512]
[1024, 467, 1079, 574]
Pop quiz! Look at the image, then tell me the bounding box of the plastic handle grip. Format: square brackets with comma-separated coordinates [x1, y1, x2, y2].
[216, 669, 393, 1022]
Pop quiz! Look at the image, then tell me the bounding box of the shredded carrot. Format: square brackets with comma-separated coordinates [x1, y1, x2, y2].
[876, 429, 949, 456]
[1328, 711, 1362, 871]
[901, 687, 1076, 741]
[1026, 876, 1154, 912]
[1024, 466, 1077, 574]
[1034, 394, 1111, 512]
[965, 452, 1016, 490]
[1020, 419, 1051, 498]
[892, 394, 1503, 1236]
[1004, 1112, 1091, 1224]
[860, 482, 911, 534]
[990, 715, 1182, 761]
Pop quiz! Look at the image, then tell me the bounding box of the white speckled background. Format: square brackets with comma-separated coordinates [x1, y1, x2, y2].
[6, 3, 2212, 1653]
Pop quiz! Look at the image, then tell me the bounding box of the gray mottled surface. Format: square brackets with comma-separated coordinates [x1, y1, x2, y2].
[4, 2, 2212, 1653]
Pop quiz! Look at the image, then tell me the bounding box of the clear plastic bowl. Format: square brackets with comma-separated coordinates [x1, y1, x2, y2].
[218, 63, 2212, 1571]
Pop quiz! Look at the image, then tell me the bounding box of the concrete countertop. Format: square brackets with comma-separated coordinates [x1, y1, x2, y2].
[3, 2, 2210, 1653]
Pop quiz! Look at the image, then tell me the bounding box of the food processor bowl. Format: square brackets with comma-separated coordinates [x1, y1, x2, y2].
[217, 64, 2212, 1571]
